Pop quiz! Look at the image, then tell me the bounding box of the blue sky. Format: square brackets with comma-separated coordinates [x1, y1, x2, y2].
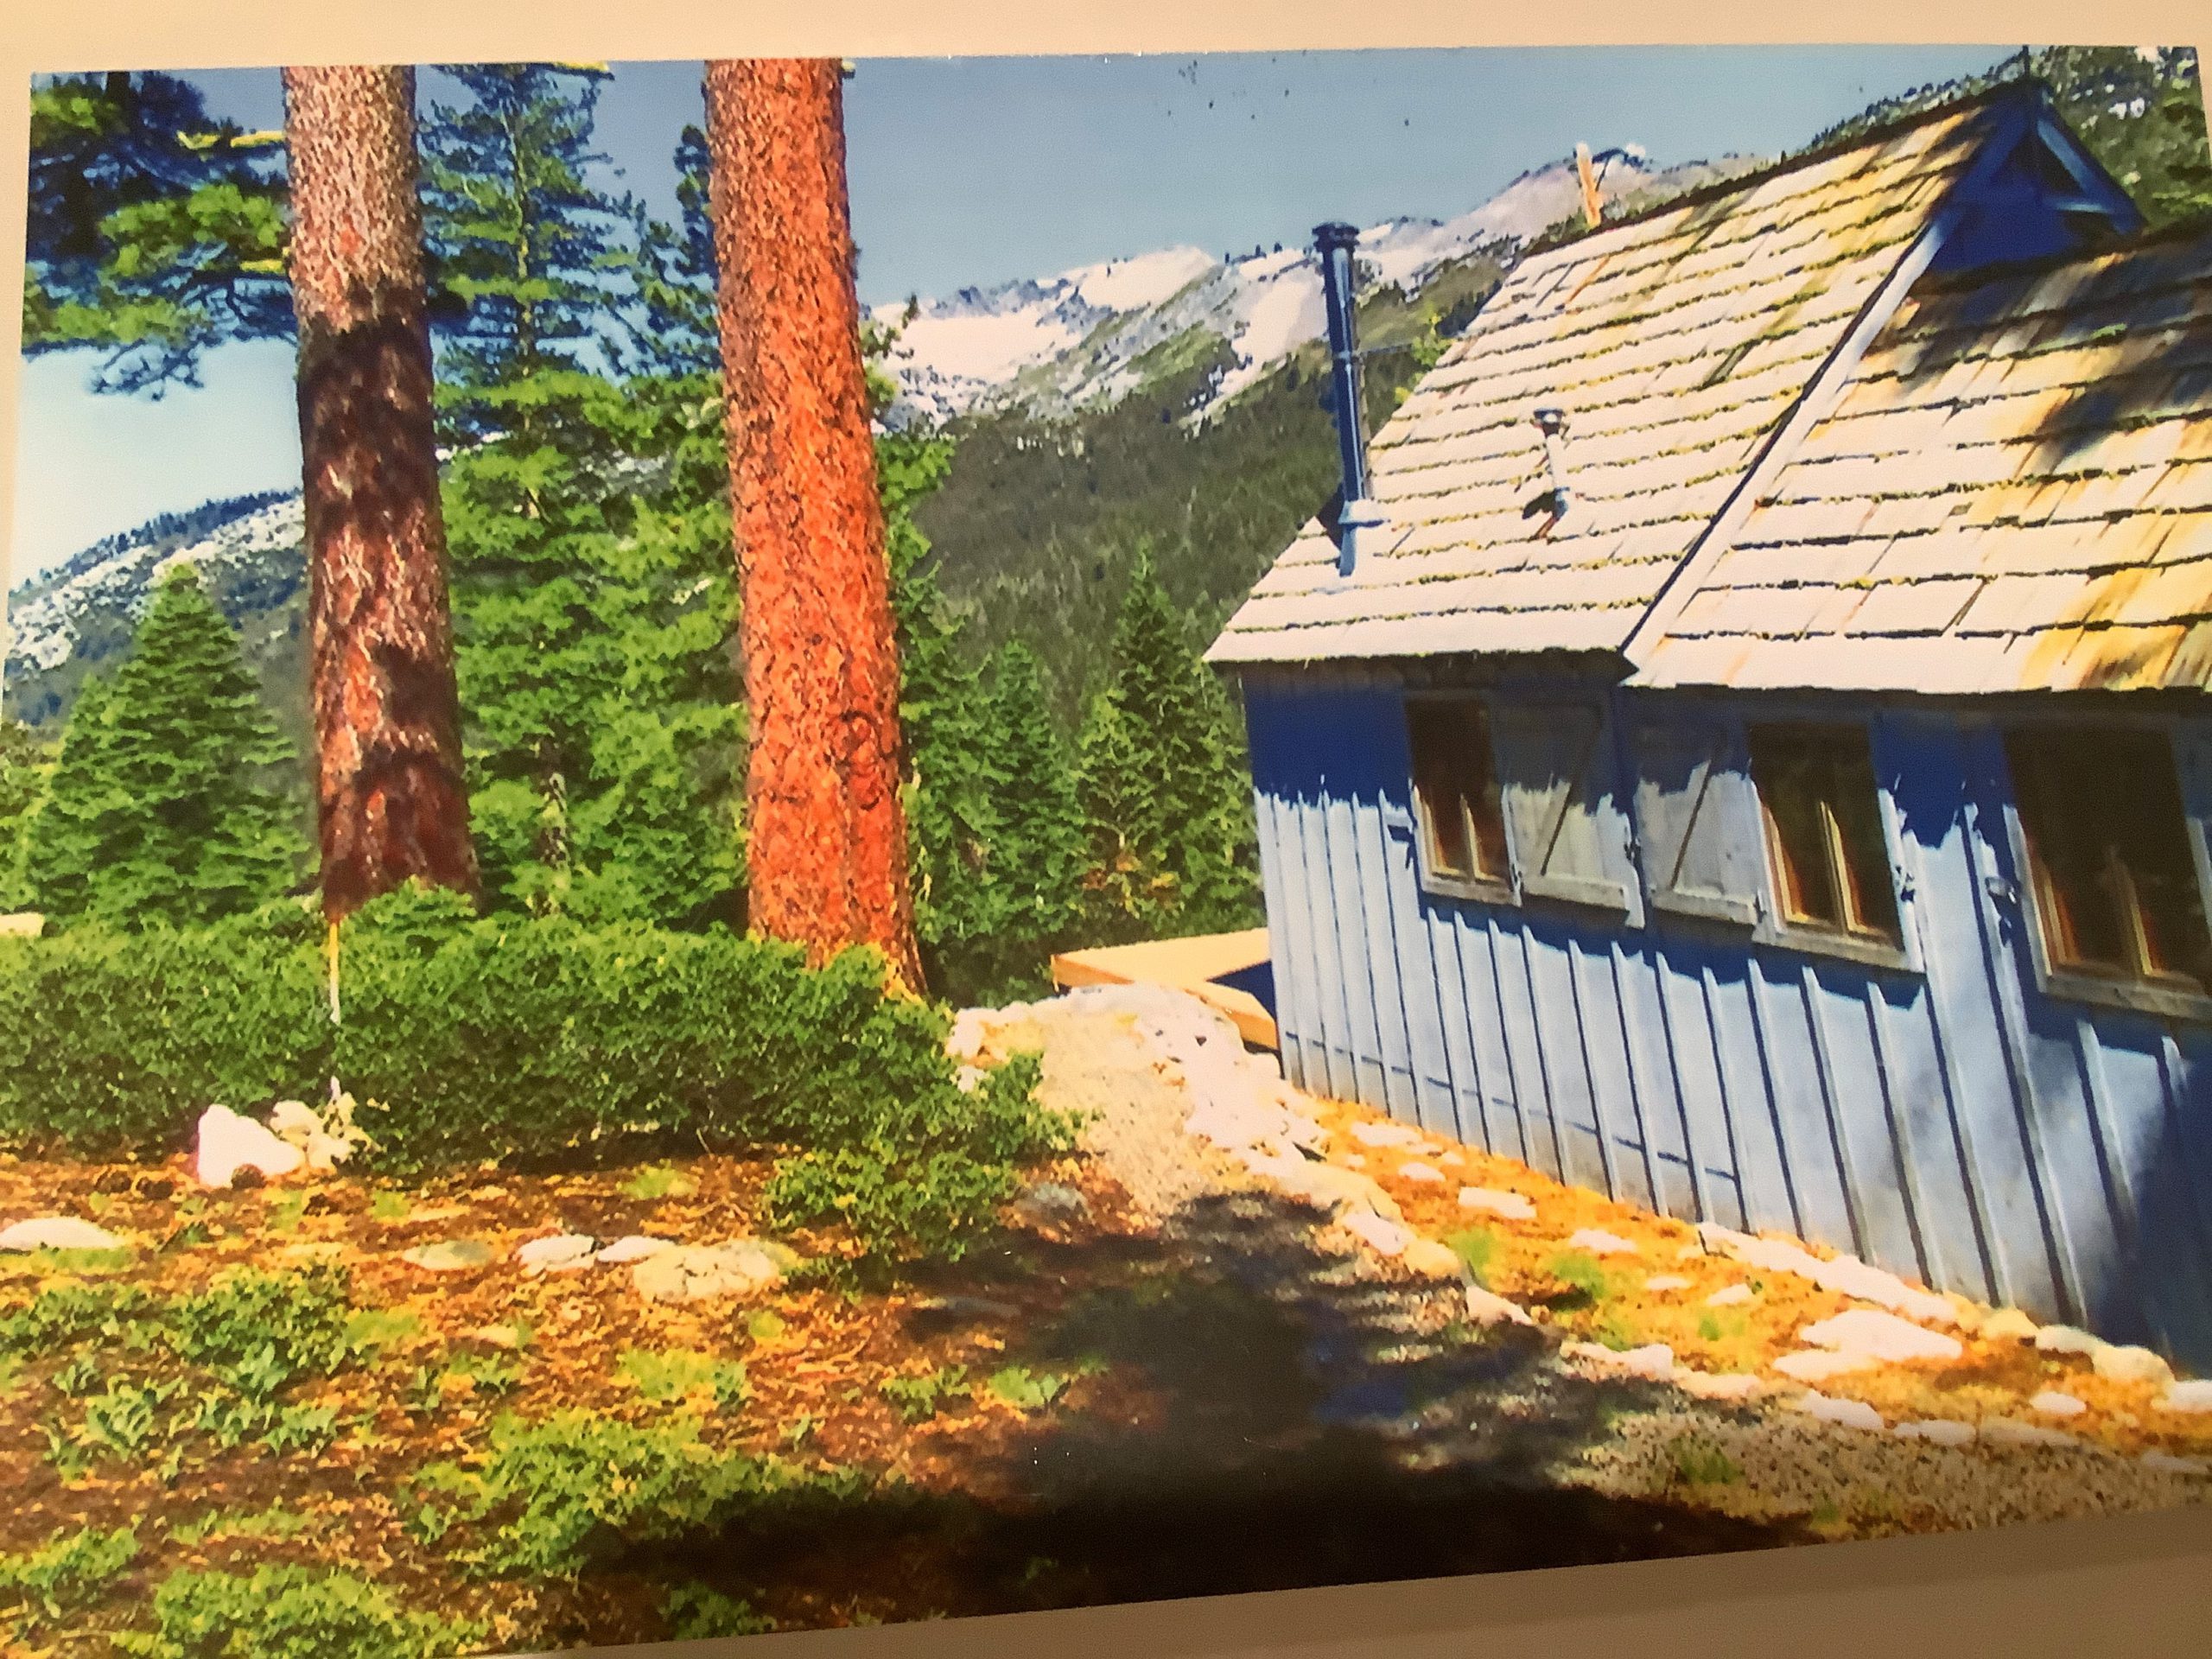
[10, 45, 2013, 582]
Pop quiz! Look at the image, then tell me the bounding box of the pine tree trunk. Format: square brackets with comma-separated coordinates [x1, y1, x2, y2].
[702, 59, 922, 989]
[283, 66, 478, 920]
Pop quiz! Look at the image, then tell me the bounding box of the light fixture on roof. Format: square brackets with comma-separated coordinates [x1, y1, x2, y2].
[1530, 406, 1572, 531]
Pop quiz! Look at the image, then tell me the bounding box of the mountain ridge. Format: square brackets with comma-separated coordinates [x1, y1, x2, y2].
[7, 142, 1719, 731]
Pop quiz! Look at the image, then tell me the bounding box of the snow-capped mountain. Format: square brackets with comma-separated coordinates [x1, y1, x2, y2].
[873, 145, 1732, 424]
[4, 493, 308, 730]
[5, 143, 1756, 726]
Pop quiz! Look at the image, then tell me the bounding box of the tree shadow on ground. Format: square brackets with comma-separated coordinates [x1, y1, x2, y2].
[646, 1185, 1800, 1633]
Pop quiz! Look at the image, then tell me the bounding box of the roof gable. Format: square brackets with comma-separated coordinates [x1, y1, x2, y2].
[1208, 93, 2031, 668]
[1632, 221, 2212, 696]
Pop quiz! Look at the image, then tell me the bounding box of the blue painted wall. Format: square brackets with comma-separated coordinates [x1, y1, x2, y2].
[1238, 663, 2212, 1369]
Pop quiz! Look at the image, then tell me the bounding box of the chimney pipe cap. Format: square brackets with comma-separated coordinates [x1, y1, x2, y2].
[1313, 221, 1362, 253]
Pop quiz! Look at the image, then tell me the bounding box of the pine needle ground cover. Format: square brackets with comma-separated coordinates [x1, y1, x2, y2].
[0, 1141, 1160, 1653]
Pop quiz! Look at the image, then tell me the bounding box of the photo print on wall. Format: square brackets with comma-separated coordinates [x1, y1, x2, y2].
[2, 42, 2210, 1655]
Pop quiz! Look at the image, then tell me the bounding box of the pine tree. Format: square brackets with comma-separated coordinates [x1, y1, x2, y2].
[284, 65, 480, 920]
[22, 568, 304, 924]
[422, 79, 743, 927]
[611, 124, 721, 379]
[444, 370, 742, 925]
[1075, 548, 1260, 942]
[702, 57, 922, 988]
[983, 641, 1084, 959]
[420, 64, 626, 438]
[1074, 686, 1172, 942]
[0, 721, 55, 910]
[22, 72, 289, 392]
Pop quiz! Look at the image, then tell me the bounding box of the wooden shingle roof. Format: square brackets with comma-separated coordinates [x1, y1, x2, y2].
[1207, 99, 2009, 667]
[1633, 222, 2212, 694]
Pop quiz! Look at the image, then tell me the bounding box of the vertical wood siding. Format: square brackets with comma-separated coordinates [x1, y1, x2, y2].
[1242, 668, 2212, 1370]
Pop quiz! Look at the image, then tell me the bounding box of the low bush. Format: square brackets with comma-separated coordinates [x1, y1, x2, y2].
[0, 1524, 137, 1636]
[661, 1582, 774, 1640]
[617, 1347, 749, 1411]
[115, 1563, 477, 1659]
[167, 1268, 359, 1400]
[878, 1363, 969, 1424]
[0, 906, 329, 1156]
[410, 1411, 774, 1577]
[0, 892, 1071, 1263]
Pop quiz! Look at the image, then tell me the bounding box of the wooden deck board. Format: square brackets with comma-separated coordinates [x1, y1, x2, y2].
[1049, 928, 1279, 1050]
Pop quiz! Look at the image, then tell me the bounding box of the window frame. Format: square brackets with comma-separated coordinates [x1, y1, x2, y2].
[1402, 691, 1516, 906]
[1742, 717, 1915, 974]
[2000, 716, 2212, 1024]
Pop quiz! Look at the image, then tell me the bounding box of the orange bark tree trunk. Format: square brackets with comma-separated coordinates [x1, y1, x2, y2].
[283, 66, 478, 920]
[702, 59, 923, 989]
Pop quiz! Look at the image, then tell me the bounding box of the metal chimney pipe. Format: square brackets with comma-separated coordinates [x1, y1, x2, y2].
[1314, 221, 1386, 578]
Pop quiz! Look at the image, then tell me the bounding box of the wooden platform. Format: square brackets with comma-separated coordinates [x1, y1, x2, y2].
[1049, 927, 1277, 1050]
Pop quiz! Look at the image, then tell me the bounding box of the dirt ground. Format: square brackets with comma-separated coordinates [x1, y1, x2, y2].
[0, 997, 2205, 1654]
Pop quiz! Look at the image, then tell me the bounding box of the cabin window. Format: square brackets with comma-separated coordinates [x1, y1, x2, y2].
[2006, 727, 2212, 995]
[1746, 722, 1899, 944]
[1406, 696, 1510, 893]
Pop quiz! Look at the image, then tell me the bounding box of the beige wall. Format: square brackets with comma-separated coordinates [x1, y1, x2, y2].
[5, 3, 2211, 1652]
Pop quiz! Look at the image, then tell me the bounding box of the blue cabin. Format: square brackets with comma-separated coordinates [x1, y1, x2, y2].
[1208, 86, 2212, 1368]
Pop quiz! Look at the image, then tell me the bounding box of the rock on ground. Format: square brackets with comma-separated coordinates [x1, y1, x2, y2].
[632, 1242, 785, 1303]
[594, 1235, 675, 1265]
[0, 1217, 124, 1252]
[1567, 1228, 1638, 1257]
[2093, 1344, 2175, 1388]
[1566, 1342, 1675, 1381]
[2164, 1380, 2212, 1414]
[517, 1234, 597, 1274]
[1458, 1186, 1535, 1220]
[1796, 1391, 1885, 1432]
[1981, 1419, 2079, 1449]
[195, 1104, 305, 1189]
[1699, 1224, 1954, 1325]
[1463, 1285, 1535, 1326]
[402, 1239, 496, 1273]
[1895, 1419, 1976, 1446]
[1797, 1308, 1963, 1363]
[1773, 1349, 1878, 1383]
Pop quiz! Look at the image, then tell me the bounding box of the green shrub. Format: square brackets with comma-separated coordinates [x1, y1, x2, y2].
[986, 1365, 1069, 1412]
[1444, 1227, 1498, 1287]
[661, 1583, 774, 1641]
[617, 1347, 748, 1411]
[0, 911, 329, 1156]
[1669, 1435, 1743, 1487]
[167, 1268, 359, 1400]
[0, 1523, 137, 1634]
[410, 1411, 772, 1578]
[0, 901, 1055, 1160]
[0, 903, 1071, 1265]
[768, 1053, 1071, 1264]
[1545, 1249, 1611, 1305]
[879, 1364, 969, 1424]
[0, 1282, 156, 1359]
[333, 908, 965, 1169]
[116, 1564, 475, 1659]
